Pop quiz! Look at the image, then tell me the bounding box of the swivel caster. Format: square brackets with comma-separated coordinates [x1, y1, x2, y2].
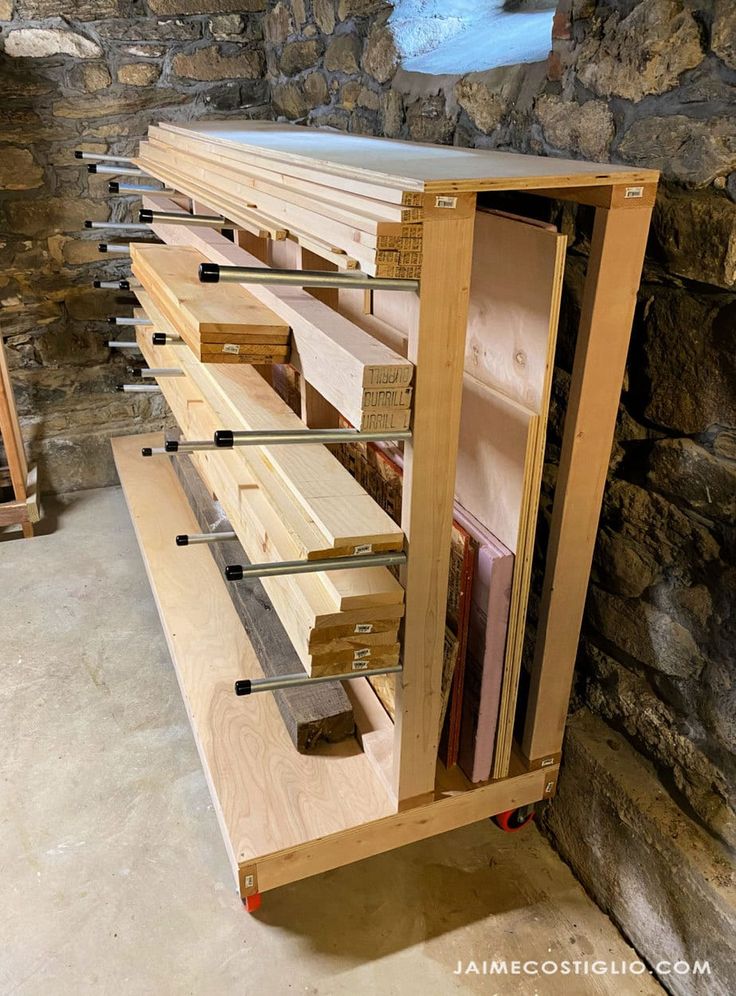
[243, 892, 262, 913]
[492, 805, 534, 832]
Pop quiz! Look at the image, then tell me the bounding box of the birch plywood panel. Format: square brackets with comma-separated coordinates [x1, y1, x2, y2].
[465, 210, 566, 413]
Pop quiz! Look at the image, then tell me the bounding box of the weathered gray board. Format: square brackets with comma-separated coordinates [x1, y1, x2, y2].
[172, 452, 355, 752]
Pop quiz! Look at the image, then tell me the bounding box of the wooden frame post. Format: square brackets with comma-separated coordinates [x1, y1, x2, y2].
[520, 202, 653, 766]
[393, 192, 476, 805]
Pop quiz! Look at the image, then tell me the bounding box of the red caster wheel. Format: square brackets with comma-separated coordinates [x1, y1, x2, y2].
[243, 892, 262, 913]
[493, 805, 534, 832]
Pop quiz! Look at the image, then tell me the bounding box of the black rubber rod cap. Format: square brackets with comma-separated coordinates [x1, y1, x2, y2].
[87, 164, 98, 173]
[199, 262, 220, 283]
[107, 316, 117, 324]
[84, 220, 93, 229]
[108, 181, 119, 193]
[116, 385, 124, 392]
[119, 280, 130, 290]
[74, 150, 83, 159]
[234, 680, 252, 696]
[175, 535, 189, 546]
[98, 243, 108, 253]
[93, 280, 102, 288]
[152, 333, 166, 345]
[164, 440, 179, 452]
[225, 565, 244, 582]
[141, 447, 153, 457]
[214, 430, 234, 448]
[139, 209, 153, 223]
[128, 368, 141, 378]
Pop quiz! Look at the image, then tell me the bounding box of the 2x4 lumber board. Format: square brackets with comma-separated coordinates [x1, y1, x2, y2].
[149, 125, 419, 221]
[241, 761, 558, 896]
[111, 432, 397, 893]
[392, 192, 477, 804]
[521, 204, 654, 766]
[130, 242, 289, 344]
[135, 295, 404, 561]
[0, 338, 32, 539]
[136, 323, 403, 620]
[172, 450, 355, 752]
[138, 148, 385, 275]
[161, 120, 658, 195]
[143, 198, 414, 429]
[146, 135, 417, 237]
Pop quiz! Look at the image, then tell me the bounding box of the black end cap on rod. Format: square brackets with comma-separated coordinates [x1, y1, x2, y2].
[93, 280, 102, 288]
[128, 368, 141, 378]
[175, 535, 189, 546]
[107, 316, 117, 324]
[234, 679, 252, 696]
[214, 430, 234, 448]
[98, 243, 108, 253]
[74, 150, 84, 159]
[199, 262, 220, 284]
[116, 385, 124, 392]
[84, 220, 93, 229]
[141, 447, 153, 457]
[139, 209, 153, 223]
[108, 181, 119, 193]
[87, 164, 98, 173]
[225, 565, 244, 581]
[119, 280, 130, 290]
[164, 440, 179, 452]
[152, 333, 166, 345]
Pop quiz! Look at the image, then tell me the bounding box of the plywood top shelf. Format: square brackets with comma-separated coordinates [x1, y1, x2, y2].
[160, 120, 659, 194]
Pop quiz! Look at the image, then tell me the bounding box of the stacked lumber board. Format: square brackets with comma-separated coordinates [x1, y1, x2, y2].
[172, 451, 355, 753]
[141, 193, 414, 432]
[135, 123, 425, 278]
[130, 243, 290, 364]
[133, 304, 405, 679]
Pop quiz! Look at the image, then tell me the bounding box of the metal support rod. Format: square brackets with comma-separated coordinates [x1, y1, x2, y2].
[85, 221, 147, 230]
[139, 209, 231, 228]
[175, 531, 237, 547]
[235, 665, 403, 696]
[88, 164, 145, 177]
[75, 151, 135, 163]
[215, 428, 412, 448]
[225, 551, 406, 581]
[152, 332, 182, 345]
[94, 279, 132, 290]
[109, 181, 172, 194]
[136, 368, 184, 378]
[107, 341, 139, 349]
[118, 384, 161, 393]
[142, 439, 223, 456]
[98, 243, 130, 254]
[108, 316, 152, 326]
[199, 263, 420, 292]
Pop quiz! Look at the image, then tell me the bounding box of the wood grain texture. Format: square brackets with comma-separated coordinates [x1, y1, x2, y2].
[172, 451, 355, 752]
[521, 205, 654, 765]
[112, 432, 397, 891]
[160, 120, 658, 194]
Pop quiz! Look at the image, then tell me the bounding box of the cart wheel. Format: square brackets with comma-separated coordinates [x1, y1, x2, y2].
[243, 892, 262, 913]
[493, 805, 534, 832]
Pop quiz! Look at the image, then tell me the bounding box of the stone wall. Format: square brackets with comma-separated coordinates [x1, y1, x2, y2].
[0, 1, 268, 491]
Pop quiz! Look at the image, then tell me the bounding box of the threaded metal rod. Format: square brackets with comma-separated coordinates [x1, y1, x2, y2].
[199, 263, 419, 292]
[85, 221, 147, 230]
[235, 664, 403, 696]
[138, 368, 184, 378]
[225, 551, 406, 581]
[98, 243, 130, 254]
[94, 279, 134, 289]
[109, 182, 172, 194]
[107, 341, 138, 349]
[118, 384, 161, 393]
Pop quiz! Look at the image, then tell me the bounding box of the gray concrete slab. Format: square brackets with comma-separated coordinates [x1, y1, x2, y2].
[0, 487, 662, 996]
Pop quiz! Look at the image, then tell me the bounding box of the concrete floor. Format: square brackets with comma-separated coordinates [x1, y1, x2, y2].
[0, 487, 663, 996]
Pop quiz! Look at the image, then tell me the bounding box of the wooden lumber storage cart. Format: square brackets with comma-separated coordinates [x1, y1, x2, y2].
[111, 123, 658, 910]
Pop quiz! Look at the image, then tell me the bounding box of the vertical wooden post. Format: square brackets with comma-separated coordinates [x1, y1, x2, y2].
[521, 203, 653, 765]
[393, 192, 476, 805]
[0, 336, 33, 538]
